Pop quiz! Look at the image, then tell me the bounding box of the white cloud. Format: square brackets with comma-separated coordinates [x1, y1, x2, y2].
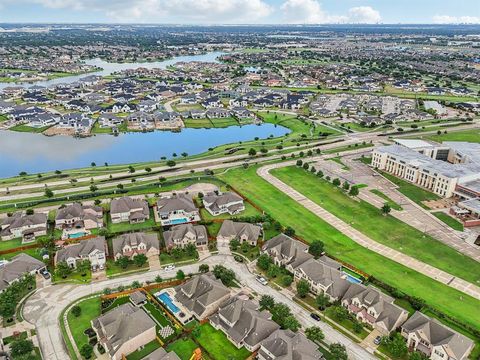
[24, 0, 273, 23]
[280, 0, 380, 24]
[347, 6, 381, 24]
[432, 15, 480, 24]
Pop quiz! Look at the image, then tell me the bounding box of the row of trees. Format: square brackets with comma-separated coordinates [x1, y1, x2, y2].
[0, 273, 35, 321]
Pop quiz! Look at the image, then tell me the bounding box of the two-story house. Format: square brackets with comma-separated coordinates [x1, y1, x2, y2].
[110, 196, 150, 224]
[0, 212, 47, 242]
[156, 194, 200, 226]
[163, 224, 208, 249]
[112, 232, 160, 260]
[55, 203, 104, 239]
[401, 311, 474, 360]
[217, 220, 261, 246]
[202, 192, 245, 216]
[54, 236, 107, 271]
[257, 329, 324, 360]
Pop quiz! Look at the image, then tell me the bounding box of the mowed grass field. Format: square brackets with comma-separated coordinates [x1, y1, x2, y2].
[218, 165, 480, 330]
[271, 166, 480, 286]
[423, 129, 480, 143]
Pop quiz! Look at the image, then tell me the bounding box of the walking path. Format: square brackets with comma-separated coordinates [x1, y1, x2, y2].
[257, 162, 480, 301]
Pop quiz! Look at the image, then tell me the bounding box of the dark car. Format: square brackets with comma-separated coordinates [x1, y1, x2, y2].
[40, 268, 51, 279]
[310, 313, 321, 321]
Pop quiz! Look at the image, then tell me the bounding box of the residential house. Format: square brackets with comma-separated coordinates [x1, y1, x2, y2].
[0, 253, 46, 293]
[54, 236, 107, 270]
[401, 311, 474, 360]
[217, 220, 261, 246]
[0, 212, 47, 241]
[112, 232, 159, 260]
[163, 224, 208, 249]
[156, 194, 200, 226]
[257, 329, 324, 360]
[142, 348, 181, 360]
[110, 196, 150, 224]
[261, 234, 311, 271]
[174, 273, 231, 320]
[55, 203, 103, 231]
[210, 296, 280, 351]
[92, 303, 156, 360]
[341, 283, 408, 335]
[202, 192, 245, 216]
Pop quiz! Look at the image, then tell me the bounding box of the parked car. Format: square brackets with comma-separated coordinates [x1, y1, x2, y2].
[39, 268, 51, 279]
[256, 275, 268, 286]
[310, 313, 321, 321]
[374, 336, 382, 345]
[164, 264, 176, 272]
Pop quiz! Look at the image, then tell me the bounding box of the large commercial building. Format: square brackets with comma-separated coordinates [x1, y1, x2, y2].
[372, 140, 480, 198]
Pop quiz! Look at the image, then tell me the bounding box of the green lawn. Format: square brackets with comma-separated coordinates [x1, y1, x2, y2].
[423, 129, 480, 144]
[184, 118, 214, 128]
[66, 296, 101, 351]
[126, 339, 161, 360]
[369, 189, 403, 211]
[217, 165, 480, 330]
[379, 171, 440, 208]
[9, 124, 51, 133]
[324, 307, 369, 339]
[432, 212, 464, 231]
[271, 166, 480, 286]
[106, 259, 149, 277]
[210, 117, 240, 128]
[107, 209, 157, 233]
[167, 338, 199, 360]
[0, 237, 25, 251]
[200, 201, 261, 221]
[196, 323, 250, 360]
[159, 252, 198, 265]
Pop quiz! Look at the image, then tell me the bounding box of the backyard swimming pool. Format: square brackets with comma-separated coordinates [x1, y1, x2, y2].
[157, 292, 180, 314]
[170, 218, 188, 225]
[343, 272, 363, 284]
[68, 232, 87, 239]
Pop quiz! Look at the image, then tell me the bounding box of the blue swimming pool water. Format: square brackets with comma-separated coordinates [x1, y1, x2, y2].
[157, 292, 180, 314]
[343, 272, 363, 284]
[68, 232, 87, 239]
[170, 218, 187, 225]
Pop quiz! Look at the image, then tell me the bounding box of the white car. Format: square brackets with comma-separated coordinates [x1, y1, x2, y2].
[256, 276, 268, 286]
[164, 264, 176, 272]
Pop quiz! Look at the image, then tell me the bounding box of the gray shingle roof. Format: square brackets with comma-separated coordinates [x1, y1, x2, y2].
[217, 220, 261, 243]
[56, 236, 106, 263]
[259, 329, 323, 360]
[0, 253, 45, 291]
[112, 232, 159, 257]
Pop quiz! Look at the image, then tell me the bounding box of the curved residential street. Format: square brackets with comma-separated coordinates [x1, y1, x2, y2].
[257, 162, 480, 301]
[22, 254, 377, 360]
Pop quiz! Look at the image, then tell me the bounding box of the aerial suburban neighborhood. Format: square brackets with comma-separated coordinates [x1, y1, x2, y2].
[0, 14, 479, 360]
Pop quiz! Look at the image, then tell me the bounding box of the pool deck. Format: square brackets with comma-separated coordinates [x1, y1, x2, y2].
[155, 288, 194, 325]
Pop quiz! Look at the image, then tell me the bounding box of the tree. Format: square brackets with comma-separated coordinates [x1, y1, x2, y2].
[176, 270, 185, 280]
[308, 240, 324, 258]
[296, 159, 303, 166]
[230, 239, 240, 251]
[315, 293, 330, 310]
[248, 148, 257, 156]
[181, 152, 188, 158]
[131, 280, 141, 288]
[10, 339, 34, 358]
[281, 275, 293, 287]
[56, 261, 72, 279]
[331, 305, 349, 321]
[349, 186, 359, 196]
[332, 178, 341, 186]
[71, 305, 82, 317]
[185, 243, 198, 258]
[128, 165, 135, 173]
[381, 202, 391, 216]
[166, 160, 176, 167]
[91, 162, 96, 167]
[133, 254, 148, 268]
[352, 320, 363, 334]
[45, 188, 54, 198]
[259, 295, 275, 311]
[257, 254, 272, 271]
[296, 279, 310, 298]
[283, 315, 300, 332]
[77, 260, 91, 276]
[305, 326, 324, 344]
[115, 256, 131, 270]
[267, 264, 281, 279]
[342, 182, 350, 191]
[213, 265, 236, 286]
[302, 163, 309, 170]
[271, 303, 291, 325]
[80, 344, 94, 359]
[317, 170, 324, 178]
[117, 183, 124, 190]
[409, 351, 429, 360]
[284, 226, 295, 236]
[199, 264, 209, 273]
[329, 343, 348, 360]
[89, 184, 98, 193]
[25, 209, 34, 215]
[145, 167, 152, 173]
[155, 275, 163, 283]
[383, 333, 408, 358]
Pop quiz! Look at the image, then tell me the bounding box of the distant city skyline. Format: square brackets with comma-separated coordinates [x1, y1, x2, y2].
[0, 0, 478, 25]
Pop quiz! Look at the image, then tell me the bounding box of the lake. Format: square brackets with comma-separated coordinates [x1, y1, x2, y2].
[0, 124, 289, 177]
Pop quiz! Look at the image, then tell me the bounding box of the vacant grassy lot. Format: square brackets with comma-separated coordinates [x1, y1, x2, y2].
[432, 212, 464, 231]
[218, 165, 480, 330]
[67, 296, 101, 351]
[272, 166, 480, 286]
[196, 323, 250, 360]
[379, 171, 440, 208]
[423, 129, 480, 143]
[369, 189, 403, 211]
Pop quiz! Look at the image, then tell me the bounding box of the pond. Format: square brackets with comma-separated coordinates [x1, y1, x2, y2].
[0, 123, 289, 177]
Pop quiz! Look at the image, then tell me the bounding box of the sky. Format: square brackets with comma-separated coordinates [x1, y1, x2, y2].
[0, 0, 479, 25]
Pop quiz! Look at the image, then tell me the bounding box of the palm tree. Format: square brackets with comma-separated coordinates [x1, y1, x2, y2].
[381, 203, 391, 216]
